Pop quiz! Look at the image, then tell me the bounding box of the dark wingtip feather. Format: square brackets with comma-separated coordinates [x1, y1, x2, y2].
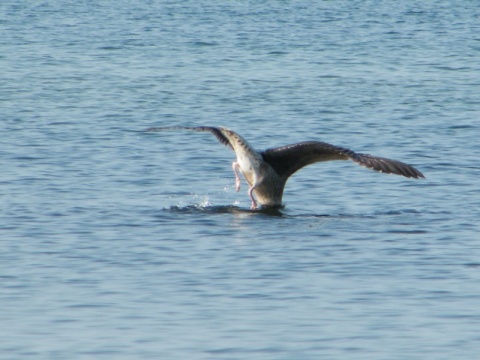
[196, 126, 232, 149]
[353, 153, 425, 179]
[144, 126, 233, 150]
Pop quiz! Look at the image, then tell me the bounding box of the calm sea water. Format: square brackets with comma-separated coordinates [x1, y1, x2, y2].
[2, 1, 480, 359]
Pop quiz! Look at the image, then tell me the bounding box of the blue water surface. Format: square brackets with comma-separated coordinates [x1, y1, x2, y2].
[2, 1, 480, 359]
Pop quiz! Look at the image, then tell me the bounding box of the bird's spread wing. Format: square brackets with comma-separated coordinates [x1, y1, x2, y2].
[145, 126, 233, 150]
[261, 141, 425, 180]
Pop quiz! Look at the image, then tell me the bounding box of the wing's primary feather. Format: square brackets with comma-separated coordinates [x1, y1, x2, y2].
[352, 153, 425, 178]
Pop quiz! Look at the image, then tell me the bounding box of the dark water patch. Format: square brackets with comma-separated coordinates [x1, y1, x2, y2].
[191, 41, 219, 47]
[268, 51, 289, 56]
[98, 46, 123, 51]
[165, 204, 285, 217]
[387, 229, 429, 235]
[448, 124, 477, 130]
[465, 263, 480, 268]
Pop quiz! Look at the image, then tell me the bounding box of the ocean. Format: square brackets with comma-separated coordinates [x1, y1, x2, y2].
[2, 1, 480, 359]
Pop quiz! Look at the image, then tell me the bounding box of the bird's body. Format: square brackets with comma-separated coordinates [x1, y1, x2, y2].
[146, 126, 425, 209]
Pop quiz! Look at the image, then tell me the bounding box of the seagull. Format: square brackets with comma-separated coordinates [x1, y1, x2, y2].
[146, 126, 425, 209]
